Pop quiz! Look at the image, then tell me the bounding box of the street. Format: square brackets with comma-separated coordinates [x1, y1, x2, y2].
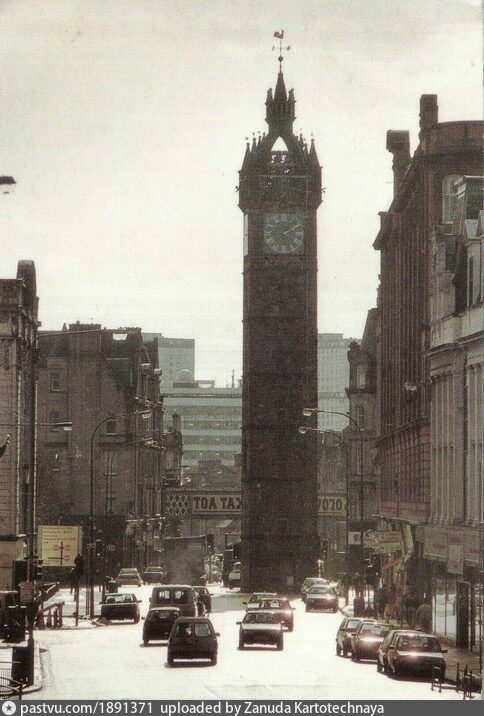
[30, 585, 462, 701]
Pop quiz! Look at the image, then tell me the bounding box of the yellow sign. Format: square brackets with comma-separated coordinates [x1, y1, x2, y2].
[318, 495, 347, 517]
[38, 525, 82, 567]
[191, 494, 241, 514]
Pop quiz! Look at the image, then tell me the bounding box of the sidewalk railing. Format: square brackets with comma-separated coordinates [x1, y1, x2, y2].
[0, 661, 23, 701]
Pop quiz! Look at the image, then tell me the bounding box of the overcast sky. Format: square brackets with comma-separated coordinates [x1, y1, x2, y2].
[1, 0, 481, 385]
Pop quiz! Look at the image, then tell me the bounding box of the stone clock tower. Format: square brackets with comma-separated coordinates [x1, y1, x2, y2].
[239, 61, 322, 592]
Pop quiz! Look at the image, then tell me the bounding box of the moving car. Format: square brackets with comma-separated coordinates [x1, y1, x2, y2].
[167, 617, 219, 666]
[386, 632, 447, 679]
[116, 568, 142, 587]
[300, 577, 329, 603]
[243, 593, 278, 611]
[150, 585, 197, 617]
[237, 610, 284, 650]
[305, 585, 339, 612]
[335, 617, 367, 657]
[258, 597, 295, 631]
[142, 607, 180, 644]
[193, 586, 212, 614]
[351, 620, 391, 661]
[142, 566, 166, 584]
[227, 562, 241, 589]
[100, 593, 141, 623]
[377, 629, 413, 673]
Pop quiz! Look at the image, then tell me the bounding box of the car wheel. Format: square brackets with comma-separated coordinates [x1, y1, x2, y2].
[211, 655, 217, 665]
[392, 665, 399, 678]
[288, 624, 293, 632]
[239, 639, 245, 650]
[342, 646, 348, 658]
[143, 639, 149, 646]
[276, 637, 283, 651]
[134, 616, 140, 624]
[333, 606, 338, 613]
[383, 662, 388, 675]
[167, 653, 174, 666]
[336, 644, 342, 656]
[305, 606, 309, 612]
[377, 660, 382, 673]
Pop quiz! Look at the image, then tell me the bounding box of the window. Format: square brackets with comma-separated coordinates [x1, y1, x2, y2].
[442, 174, 461, 223]
[50, 372, 61, 392]
[49, 411, 60, 425]
[468, 256, 474, 306]
[356, 365, 366, 388]
[105, 419, 117, 435]
[356, 405, 365, 429]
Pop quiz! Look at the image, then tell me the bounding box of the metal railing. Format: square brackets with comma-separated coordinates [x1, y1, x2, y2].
[0, 661, 23, 700]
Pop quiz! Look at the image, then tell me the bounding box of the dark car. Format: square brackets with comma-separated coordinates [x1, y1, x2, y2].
[142, 567, 166, 584]
[258, 597, 295, 631]
[387, 632, 447, 679]
[100, 593, 141, 623]
[237, 610, 284, 650]
[167, 617, 219, 666]
[193, 586, 212, 614]
[335, 617, 367, 657]
[351, 620, 391, 661]
[142, 607, 180, 644]
[305, 585, 339, 612]
[377, 629, 413, 673]
[116, 568, 142, 587]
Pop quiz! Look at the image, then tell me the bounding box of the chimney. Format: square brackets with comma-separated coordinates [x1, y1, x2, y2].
[419, 94, 438, 140]
[386, 131, 410, 196]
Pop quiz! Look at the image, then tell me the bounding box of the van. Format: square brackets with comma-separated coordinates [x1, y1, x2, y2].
[149, 584, 196, 617]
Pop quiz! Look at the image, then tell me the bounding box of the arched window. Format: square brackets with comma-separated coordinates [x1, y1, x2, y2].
[442, 175, 461, 223]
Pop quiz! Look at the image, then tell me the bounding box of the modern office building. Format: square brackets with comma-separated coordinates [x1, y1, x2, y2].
[143, 333, 195, 388]
[317, 333, 358, 431]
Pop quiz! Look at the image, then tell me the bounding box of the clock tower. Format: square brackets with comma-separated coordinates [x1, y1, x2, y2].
[239, 58, 322, 592]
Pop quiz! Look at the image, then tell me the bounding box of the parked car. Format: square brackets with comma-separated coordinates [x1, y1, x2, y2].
[167, 617, 219, 666]
[142, 566, 166, 584]
[386, 631, 447, 679]
[150, 585, 197, 617]
[335, 617, 367, 657]
[193, 586, 212, 614]
[377, 629, 414, 673]
[237, 610, 284, 650]
[142, 607, 180, 644]
[100, 593, 141, 623]
[227, 562, 241, 589]
[300, 577, 329, 603]
[243, 593, 278, 611]
[116, 568, 142, 587]
[351, 620, 391, 661]
[305, 585, 339, 612]
[258, 597, 295, 631]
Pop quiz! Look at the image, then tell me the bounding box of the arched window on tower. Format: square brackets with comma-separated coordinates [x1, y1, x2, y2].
[442, 174, 461, 223]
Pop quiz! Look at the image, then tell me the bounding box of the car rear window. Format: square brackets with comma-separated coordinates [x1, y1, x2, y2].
[245, 612, 277, 624]
[398, 635, 441, 652]
[347, 619, 361, 629]
[194, 622, 212, 637]
[360, 624, 389, 636]
[173, 589, 188, 604]
[174, 622, 192, 637]
[105, 594, 134, 604]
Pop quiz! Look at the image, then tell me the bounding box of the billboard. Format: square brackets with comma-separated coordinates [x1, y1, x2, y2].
[38, 525, 82, 567]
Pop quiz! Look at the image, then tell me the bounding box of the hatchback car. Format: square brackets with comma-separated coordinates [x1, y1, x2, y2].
[387, 632, 447, 679]
[193, 586, 212, 614]
[377, 629, 414, 673]
[116, 568, 142, 587]
[305, 585, 339, 612]
[243, 592, 278, 611]
[300, 577, 329, 603]
[335, 617, 367, 657]
[258, 597, 295, 631]
[351, 621, 391, 661]
[167, 617, 219, 666]
[228, 562, 241, 589]
[100, 593, 141, 623]
[142, 566, 166, 584]
[142, 607, 180, 644]
[237, 610, 284, 650]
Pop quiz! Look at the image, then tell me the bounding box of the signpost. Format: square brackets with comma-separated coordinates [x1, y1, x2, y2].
[38, 525, 82, 567]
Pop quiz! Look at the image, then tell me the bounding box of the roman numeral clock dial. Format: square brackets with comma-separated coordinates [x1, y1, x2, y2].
[263, 212, 305, 254]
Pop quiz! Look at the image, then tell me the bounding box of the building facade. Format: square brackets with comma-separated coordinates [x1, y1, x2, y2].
[163, 380, 242, 470]
[0, 261, 38, 589]
[373, 95, 482, 600]
[239, 66, 321, 591]
[143, 334, 195, 388]
[318, 333, 357, 431]
[36, 324, 180, 572]
[424, 177, 482, 652]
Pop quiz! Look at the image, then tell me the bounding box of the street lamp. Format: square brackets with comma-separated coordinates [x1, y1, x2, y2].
[298, 425, 350, 604]
[303, 407, 366, 586]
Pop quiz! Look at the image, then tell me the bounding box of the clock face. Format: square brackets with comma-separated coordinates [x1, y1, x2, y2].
[263, 213, 305, 254]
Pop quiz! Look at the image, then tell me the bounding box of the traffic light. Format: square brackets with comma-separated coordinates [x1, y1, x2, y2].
[233, 541, 242, 561]
[34, 560, 43, 581]
[206, 534, 214, 553]
[321, 539, 329, 560]
[95, 539, 103, 558]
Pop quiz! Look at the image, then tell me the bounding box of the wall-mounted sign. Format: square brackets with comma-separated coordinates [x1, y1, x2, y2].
[38, 525, 82, 567]
[318, 495, 347, 517]
[348, 531, 373, 547]
[373, 530, 402, 554]
[191, 494, 241, 514]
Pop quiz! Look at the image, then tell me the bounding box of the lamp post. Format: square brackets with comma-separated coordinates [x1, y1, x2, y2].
[298, 426, 350, 605]
[303, 407, 366, 587]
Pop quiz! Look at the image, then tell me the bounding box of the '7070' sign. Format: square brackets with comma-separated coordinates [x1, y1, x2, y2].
[318, 495, 347, 517]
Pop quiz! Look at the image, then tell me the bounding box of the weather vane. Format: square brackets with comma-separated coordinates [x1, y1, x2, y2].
[272, 30, 290, 71]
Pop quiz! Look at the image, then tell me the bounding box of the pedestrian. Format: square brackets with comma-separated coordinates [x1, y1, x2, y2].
[415, 595, 432, 632]
[378, 585, 388, 619]
[385, 583, 396, 621]
[69, 567, 77, 594]
[404, 588, 418, 628]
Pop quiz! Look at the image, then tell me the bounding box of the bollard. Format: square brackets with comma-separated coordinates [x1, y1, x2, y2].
[58, 603, 63, 628]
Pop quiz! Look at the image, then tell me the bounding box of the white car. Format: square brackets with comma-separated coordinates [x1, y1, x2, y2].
[228, 562, 241, 589]
[243, 592, 278, 611]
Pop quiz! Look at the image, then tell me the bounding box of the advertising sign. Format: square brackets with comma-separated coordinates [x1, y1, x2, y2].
[191, 494, 241, 514]
[38, 525, 82, 567]
[447, 533, 464, 575]
[348, 531, 373, 547]
[318, 495, 347, 517]
[373, 530, 402, 553]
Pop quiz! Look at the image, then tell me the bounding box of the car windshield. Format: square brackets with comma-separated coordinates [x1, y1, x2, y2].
[105, 594, 134, 604]
[360, 623, 389, 637]
[145, 567, 161, 572]
[119, 569, 138, 575]
[397, 635, 441, 652]
[244, 612, 277, 624]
